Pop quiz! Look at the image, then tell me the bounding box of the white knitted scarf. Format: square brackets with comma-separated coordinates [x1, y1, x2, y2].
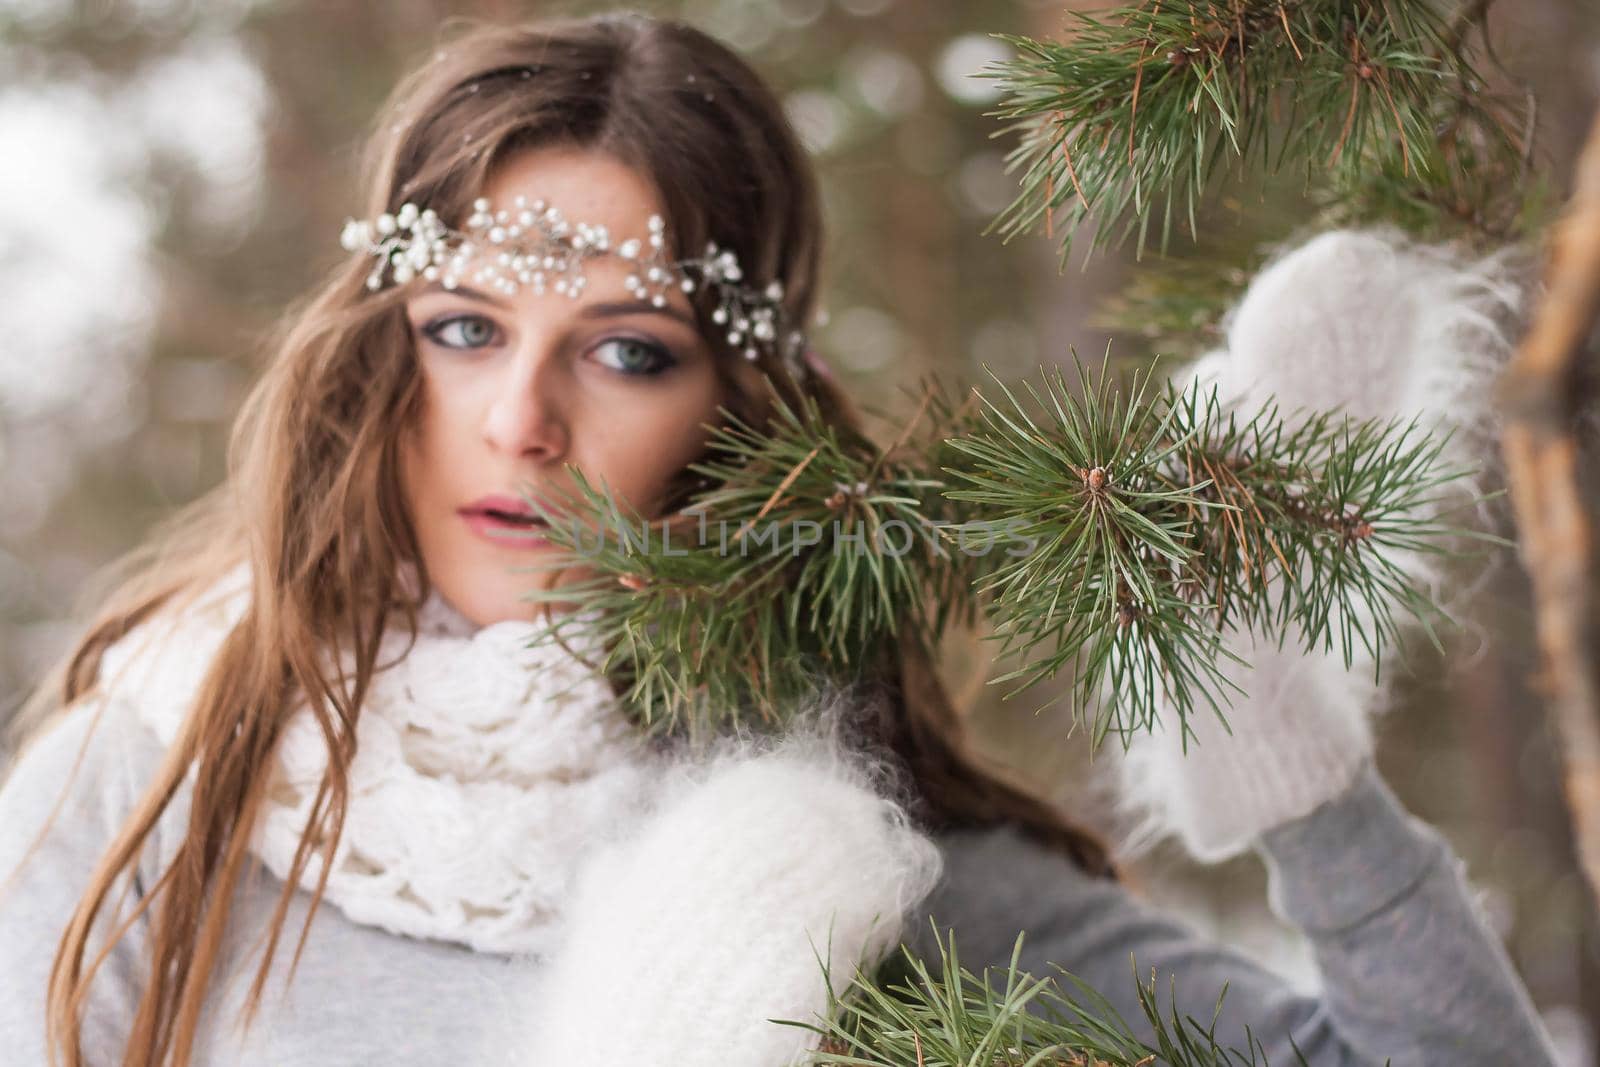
[95, 568, 659, 956]
[94, 569, 946, 1064]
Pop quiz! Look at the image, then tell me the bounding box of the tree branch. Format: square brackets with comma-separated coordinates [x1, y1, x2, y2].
[1497, 106, 1600, 911]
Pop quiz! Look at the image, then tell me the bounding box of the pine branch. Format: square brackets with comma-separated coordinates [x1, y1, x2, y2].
[516, 360, 1495, 750]
[941, 354, 1497, 747]
[779, 925, 1311, 1066]
[983, 0, 1534, 264]
[1091, 253, 1254, 363]
[518, 385, 990, 740]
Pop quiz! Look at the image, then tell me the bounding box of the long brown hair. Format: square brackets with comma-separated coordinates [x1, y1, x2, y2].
[4, 13, 1116, 1066]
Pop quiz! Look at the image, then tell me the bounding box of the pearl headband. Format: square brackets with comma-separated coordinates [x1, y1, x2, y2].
[339, 195, 811, 378]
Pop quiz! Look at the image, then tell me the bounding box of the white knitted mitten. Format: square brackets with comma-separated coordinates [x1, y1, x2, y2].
[509, 719, 943, 1067]
[1112, 228, 1523, 864]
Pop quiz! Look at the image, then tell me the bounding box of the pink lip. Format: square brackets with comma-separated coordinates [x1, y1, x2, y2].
[458, 493, 563, 550]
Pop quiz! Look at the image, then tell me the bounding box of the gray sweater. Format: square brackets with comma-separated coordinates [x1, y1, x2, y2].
[0, 694, 1560, 1066]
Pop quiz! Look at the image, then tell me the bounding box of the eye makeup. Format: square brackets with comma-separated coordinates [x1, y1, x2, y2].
[413, 311, 682, 378]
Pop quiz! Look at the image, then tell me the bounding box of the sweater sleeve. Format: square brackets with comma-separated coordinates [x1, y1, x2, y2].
[0, 696, 162, 1066]
[907, 759, 1560, 1066]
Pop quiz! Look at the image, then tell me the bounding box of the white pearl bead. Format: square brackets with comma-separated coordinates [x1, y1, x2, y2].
[342, 193, 807, 361]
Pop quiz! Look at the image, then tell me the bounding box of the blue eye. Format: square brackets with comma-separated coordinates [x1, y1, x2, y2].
[593, 336, 676, 377]
[420, 314, 499, 350]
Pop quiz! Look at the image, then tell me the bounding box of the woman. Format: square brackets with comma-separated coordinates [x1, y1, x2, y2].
[0, 11, 1560, 1067]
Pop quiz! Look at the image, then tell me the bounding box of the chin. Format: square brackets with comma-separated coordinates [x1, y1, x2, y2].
[434, 557, 586, 628]
[473, 587, 544, 626]
[424, 573, 523, 628]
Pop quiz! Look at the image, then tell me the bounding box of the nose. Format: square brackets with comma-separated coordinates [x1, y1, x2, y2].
[481, 351, 570, 460]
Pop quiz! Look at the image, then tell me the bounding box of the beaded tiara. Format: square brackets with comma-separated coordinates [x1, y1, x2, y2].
[339, 195, 812, 379]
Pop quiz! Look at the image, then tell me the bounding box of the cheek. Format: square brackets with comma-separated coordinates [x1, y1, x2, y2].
[587, 374, 725, 510]
[406, 364, 479, 467]
[398, 366, 473, 523]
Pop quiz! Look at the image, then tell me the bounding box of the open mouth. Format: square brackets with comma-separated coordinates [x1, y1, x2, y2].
[459, 494, 564, 548]
[480, 507, 548, 527]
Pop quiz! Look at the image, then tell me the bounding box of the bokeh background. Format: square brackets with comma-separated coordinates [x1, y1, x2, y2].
[3, 0, 1599, 1061]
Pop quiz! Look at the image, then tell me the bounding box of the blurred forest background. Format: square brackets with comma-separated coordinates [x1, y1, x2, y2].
[3, 0, 1600, 1062]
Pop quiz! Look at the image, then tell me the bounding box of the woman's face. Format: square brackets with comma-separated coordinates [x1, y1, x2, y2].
[400, 145, 728, 627]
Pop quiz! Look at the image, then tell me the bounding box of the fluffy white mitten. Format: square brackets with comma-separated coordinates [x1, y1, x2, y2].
[1112, 228, 1524, 864]
[508, 718, 943, 1067]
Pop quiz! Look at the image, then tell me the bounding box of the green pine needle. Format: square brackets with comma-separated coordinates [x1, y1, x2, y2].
[943, 352, 1498, 748]
[781, 923, 1316, 1066]
[514, 355, 1496, 753]
[982, 0, 1534, 263]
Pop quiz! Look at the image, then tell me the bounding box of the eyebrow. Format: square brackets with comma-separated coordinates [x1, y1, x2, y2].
[415, 281, 696, 327]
